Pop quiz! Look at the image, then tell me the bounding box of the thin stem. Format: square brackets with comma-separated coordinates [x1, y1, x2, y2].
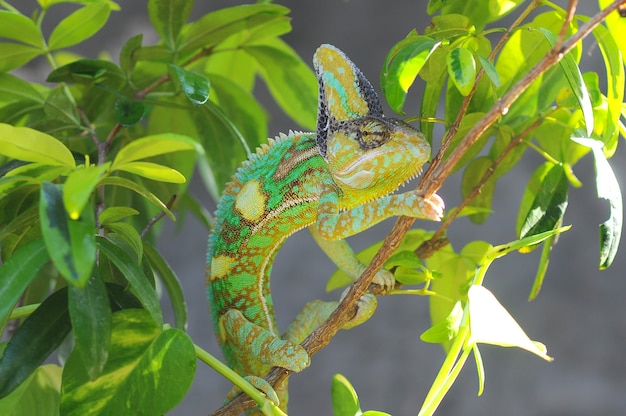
[141, 195, 177, 238]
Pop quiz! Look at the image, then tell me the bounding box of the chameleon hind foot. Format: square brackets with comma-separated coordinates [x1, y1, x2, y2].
[220, 309, 310, 372]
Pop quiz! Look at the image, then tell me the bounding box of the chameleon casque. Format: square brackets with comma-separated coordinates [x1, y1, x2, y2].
[206, 44, 444, 413]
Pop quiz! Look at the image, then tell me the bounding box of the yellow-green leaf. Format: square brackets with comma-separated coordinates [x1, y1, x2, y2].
[111, 134, 196, 168]
[63, 163, 110, 220]
[48, 3, 111, 50]
[0, 123, 75, 167]
[112, 161, 186, 183]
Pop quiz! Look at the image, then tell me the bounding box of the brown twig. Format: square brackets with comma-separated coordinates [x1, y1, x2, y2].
[211, 2, 626, 414]
[141, 194, 177, 239]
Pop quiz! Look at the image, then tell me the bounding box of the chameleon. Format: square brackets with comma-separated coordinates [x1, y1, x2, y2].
[206, 44, 444, 413]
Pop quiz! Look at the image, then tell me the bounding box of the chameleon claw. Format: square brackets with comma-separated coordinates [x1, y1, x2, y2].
[424, 193, 445, 221]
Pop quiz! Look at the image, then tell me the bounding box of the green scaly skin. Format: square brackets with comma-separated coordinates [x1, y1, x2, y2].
[207, 44, 444, 413]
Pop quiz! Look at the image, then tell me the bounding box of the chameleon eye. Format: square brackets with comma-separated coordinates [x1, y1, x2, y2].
[357, 118, 391, 150]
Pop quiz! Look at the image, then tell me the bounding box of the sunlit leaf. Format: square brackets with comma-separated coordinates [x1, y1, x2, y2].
[461, 156, 496, 223]
[48, 3, 111, 50]
[60, 309, 195, 415]
[381, 36, 441, 113]
[63, 163, 110, 220]
[467, 285, 552, 361]
[447, 47, 476, 96]
[0, 364, 61, 416]
[477, 55, 500, 87]
[111, 133, 196, 168]
[331, 374, 361, 416]
[0, 11, 44, 47]
[0, 124, 75, 167]
[420, 301, 463, 344]
[0, 73, 45, 103]
[112, 161, 186, 183]
[98, 206, 139, 225]
[0, 42, 41, 73]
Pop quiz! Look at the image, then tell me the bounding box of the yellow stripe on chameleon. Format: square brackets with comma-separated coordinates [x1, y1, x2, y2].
[211, 255, 237, 279]
[235, 179, 267, 222]
[323, 47, 368, 120]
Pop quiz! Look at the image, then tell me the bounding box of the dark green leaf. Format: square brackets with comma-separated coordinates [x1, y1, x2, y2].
[96, 236, 162, 326]
[105, 283, 143, 312]
[245, 39, 317, 129]
[0, 238, 48, 326]
[0, 11, 43, 47]
[48, 3, 111, 50]
[68, 271, 112, 380]
[148, 0, 193, 50]
[144, 243, 187, 330]
[381, 36, 441, 113]
[47, 59, 125, 85]
[0, 364, 61, 416]
[105, 221, 143, 263]
[331, 374, 361, 416]
[39, 182, 96, 286]
[169, 65, 210, 105]
[60, 310, 195, 415]
[477, 55, 500, 87]
[0, 42, 42, 73]
[447, 47, 476, 96]
[114, 97, 145, 126]
[0, 288, 71, 399]
[518, 163, 568, 240]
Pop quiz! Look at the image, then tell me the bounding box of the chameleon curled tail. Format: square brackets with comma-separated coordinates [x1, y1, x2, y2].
[206, 44, 444, 414]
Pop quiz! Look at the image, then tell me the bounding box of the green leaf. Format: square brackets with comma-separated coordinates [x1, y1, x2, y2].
[112, 162, 186, 183]
[98, 206, 139, 225]
[461, 156, 496, 223]
[60, 309, 196, 415]
[537, 28, 593, 136]
[0, 124, 74, 166]
[48, 3, 111, 50]
[331, 373, 361, 416]
[178, 4, 290, 55]
[68, 271, 112, 380]
[518, 163, 568, 240]
[600, 0, 626, 63]
[0, 73, 45, 103]
[119, 34, 142, 76]
[63, 163, 110, 220]
[111, 133, 196, 168]
[39, 182, 96, 286]
[98, 176, 175, 220]
[467, 285, 552, 361]
[420, 301, 463, 344]
[245, 39, 317, 129]
[0, 239, 49, 326]
[0, 364, 61, 416]
[0, 42, 41, 73]
[571, 136, 622, 269]
[96, 236, 162, 326]
[491, 226, 570, 259]
[0, 288, 71, 399]
[148, 0, 193, 50]
[477, 55, 500, 87]
[528, 231, 556, 300]
[169, 65, 210, 105]
[0, 11, 43, 47]
[105, 221, 143, 263]
[114, 97, 145, 127]
[447, 47, 476, 96]
[144, 243, 187, 330]
[381, 36, 441, 113]
[43, 86, 80, 126]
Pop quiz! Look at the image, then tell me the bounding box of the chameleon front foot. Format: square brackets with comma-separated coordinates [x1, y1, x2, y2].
[225, 375, 281, 407]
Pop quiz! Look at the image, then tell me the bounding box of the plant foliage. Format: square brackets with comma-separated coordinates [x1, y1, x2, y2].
[0, 0, 624, 415]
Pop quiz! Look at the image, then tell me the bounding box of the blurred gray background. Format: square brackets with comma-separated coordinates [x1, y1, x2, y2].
[20, 0, 626, 415]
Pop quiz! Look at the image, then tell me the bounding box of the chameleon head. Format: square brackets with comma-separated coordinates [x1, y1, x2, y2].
[313, 44, 432, 204]
[326, 115, 431, 201]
